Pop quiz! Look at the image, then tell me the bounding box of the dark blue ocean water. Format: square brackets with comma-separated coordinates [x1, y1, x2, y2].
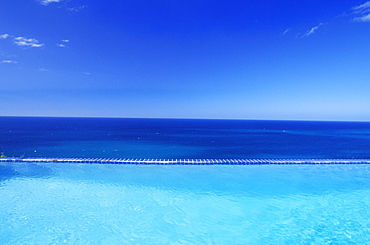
[1, 117, 370, 159]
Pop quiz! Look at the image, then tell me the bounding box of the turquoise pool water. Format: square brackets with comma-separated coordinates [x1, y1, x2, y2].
[1, 161, 370, 244]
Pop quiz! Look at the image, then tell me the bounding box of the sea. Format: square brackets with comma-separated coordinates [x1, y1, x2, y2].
[1, 116, 370, 159]
[2, 117, 370, 244]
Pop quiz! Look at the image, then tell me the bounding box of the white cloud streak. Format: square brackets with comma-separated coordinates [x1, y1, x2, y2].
[39, 0, 62, 6]
[68, 5, 87, 12]
[282, 29, 290, 35]
[1, 60, 17, 64]
[353, 1, 370, 11]
[0, 34, 9, 39]
[14, 37, 44, 48]
[57, 40, 69, 47]
[38, 0, 86, 12]
[303, 23, 323, 37]
[352, 1, 370, 22]
[354, 13, 370, 22]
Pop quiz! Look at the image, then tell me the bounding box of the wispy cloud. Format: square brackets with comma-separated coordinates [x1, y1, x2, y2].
[352, 1, 370, 22]
[57, 39, 69, 47]
[14, 37, 44, 48]
[303, 23, 324, 37]
[38, 68, 49, 71]
[354, 13, 370, 22]
[1, 60, 17, 64]
[282, 28, 290, 36]
[353, 1, 370, 12]
[38, 0, 87, 12]
[39, 0, 62, 6]
[0, 34, 9, 39]
[68, 5, 87, 12]
[1, 34, 45, 48]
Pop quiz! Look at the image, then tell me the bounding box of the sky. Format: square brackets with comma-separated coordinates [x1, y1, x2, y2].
[1, 0, 370, 121]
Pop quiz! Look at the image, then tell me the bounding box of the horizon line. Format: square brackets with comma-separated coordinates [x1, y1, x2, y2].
[0, 115, 369, 123]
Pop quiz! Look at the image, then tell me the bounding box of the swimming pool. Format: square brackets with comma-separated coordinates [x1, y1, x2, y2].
[1, 161, 370, 244]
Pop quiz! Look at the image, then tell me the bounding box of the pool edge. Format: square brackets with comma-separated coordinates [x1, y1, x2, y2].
[1, 157, 370, 165]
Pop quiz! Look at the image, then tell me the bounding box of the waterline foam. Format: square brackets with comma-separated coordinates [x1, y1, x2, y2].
[1, 157, 370, 165]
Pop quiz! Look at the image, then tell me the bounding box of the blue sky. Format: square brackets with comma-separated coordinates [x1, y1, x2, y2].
[1, 0, 370, 120]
